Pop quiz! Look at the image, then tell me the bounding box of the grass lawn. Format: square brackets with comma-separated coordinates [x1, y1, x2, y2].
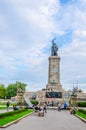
[0, 109, 34, 126]
[0, 106, 12, 110]
[0, 107, 7, 110]
[76, 110, 86, 120]
[0, 104, 13, 110]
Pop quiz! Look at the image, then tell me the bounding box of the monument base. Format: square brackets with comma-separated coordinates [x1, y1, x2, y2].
[46, 83, 63, 92]
[36, 88, 65, 106]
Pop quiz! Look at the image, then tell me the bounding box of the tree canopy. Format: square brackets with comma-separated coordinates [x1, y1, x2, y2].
[0, 84, 7, 99]
[6, 81, 27, 99]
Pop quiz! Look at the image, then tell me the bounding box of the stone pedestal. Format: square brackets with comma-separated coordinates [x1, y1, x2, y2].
[45, 55, 64, 104]
[46, 56, 63, 93]
[38, 111, 44, 117]
[17, 88, 24, 105]
[70, 95, 77, 107]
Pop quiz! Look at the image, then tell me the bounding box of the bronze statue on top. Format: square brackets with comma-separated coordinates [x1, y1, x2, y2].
[51, 38, 58, 56]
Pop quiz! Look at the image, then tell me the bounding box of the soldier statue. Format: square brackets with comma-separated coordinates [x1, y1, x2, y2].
[51, 38, 58, 56]
[72, 87, 78, 96]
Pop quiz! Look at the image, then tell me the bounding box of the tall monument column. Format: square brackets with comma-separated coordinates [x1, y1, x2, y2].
[46, 39, 62, 93]
[48, 56, 60, 84]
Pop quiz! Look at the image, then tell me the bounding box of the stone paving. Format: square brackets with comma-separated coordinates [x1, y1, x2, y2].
[0, 110, 86, 130]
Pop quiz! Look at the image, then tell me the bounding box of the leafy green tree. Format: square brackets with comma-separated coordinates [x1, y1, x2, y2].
[16, 81, 26, 92]
[0, 84, 7, 99]
[6, 81, 27, 99]
[6, 84, 17, 99]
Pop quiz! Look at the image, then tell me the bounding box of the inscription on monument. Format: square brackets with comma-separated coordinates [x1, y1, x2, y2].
[46, 92, 62, 98]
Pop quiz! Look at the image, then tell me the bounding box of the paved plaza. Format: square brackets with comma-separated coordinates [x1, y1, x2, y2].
[0, 110, 86, 130]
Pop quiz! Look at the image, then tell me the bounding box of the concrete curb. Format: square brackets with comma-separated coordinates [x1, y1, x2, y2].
[75, 114, 86, 123]
[0, 111, 34, 128]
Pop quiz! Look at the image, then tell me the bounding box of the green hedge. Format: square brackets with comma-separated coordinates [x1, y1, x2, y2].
[78, 109, 86, 115]
[30, 100, 39, 105]
[77, 102, 86, 107]
[0, 109, 27, 118]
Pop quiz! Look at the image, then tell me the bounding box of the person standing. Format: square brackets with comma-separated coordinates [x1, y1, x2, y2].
[64, 102, 67, 109]
[43, 102, 47, 113]
[58, 102, 61, 111]
[52, 101, 54, 107]
[6, 101, 10, 111]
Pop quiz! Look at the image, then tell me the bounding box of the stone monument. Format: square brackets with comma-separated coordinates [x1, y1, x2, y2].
[45, 38, 64, 104]
[33, 39, 65, 105]
[16, 87, 25, 105]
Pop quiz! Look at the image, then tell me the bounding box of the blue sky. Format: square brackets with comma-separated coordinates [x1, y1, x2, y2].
[0, 0, 86, 92]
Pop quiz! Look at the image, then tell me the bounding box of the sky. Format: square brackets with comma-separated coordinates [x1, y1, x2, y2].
[0, 0, 86, 92]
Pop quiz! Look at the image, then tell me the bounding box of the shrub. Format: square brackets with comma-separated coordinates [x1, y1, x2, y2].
[30, 100, 39, 105]
[78, 109, 86, 115]
[77, 102, 86, 107]
[0, 108, 27, 118]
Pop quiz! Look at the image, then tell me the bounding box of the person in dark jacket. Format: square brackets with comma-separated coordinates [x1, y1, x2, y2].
[43, 102, 47, 113]
[6, 101, 10, 111]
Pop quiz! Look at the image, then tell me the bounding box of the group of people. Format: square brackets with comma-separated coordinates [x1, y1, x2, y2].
[35, 101, 76, 116]
[35, 102, 47, 113]
[35, 101, 68, 113]
[57, 102, 67, 111]
[6, 100, 68, 113]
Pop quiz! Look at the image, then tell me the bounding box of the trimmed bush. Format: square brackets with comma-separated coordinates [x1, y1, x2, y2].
[0, 109, 34, 126]
[78, 109, 86, 115]
[0, 108, 27, 118]
[77, 102, 86, 107]
[30, 100, 39, 105]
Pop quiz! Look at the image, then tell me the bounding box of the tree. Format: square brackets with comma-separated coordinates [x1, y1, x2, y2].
[6, 81, 27, 99]
[6, 84, 17, 99]
[0, 84, 7, 99]
[16, 81, 26, 92]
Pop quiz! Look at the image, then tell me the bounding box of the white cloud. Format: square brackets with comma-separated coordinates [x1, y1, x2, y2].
[60, 37, 86, 91]
[9, 0, 62, 36]
[0, 0, 86, 91]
